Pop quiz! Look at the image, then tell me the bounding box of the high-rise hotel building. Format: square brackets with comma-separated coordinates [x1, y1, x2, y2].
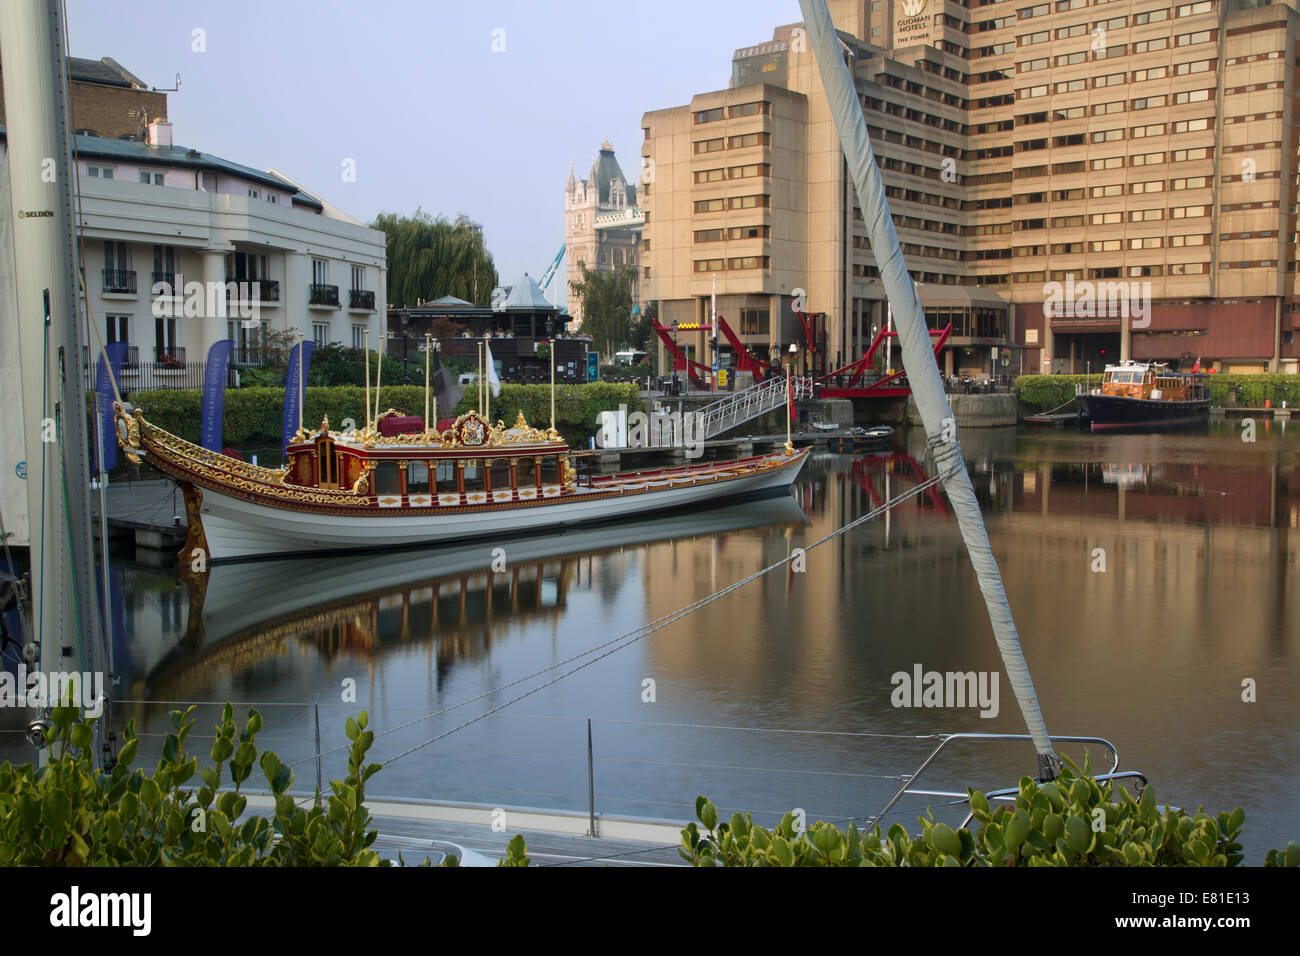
[640, 0, 1300, 378]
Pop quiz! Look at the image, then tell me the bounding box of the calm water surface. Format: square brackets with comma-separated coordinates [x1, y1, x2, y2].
[4, 420, 1296, 858]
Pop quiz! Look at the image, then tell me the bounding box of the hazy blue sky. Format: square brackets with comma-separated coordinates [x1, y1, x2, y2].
[65, 0, 803, 305]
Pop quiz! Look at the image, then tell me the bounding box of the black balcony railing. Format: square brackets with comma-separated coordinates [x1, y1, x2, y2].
[151, 271, 178, 294]
[231, 346, 264, 367]
[349, 288, 376, 311]
[226, 278, 280, 302]
[309, 283, 340, 307]
[102, 269, 137, 294]
[154, 346, 186, 367]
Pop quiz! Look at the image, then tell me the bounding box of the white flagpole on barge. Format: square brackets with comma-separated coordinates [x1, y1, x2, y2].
[797, 0, 1057, 776]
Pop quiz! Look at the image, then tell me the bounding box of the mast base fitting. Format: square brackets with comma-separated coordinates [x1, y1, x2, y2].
[1036, 752, 1062, 782]
[26, 716, 53, 750]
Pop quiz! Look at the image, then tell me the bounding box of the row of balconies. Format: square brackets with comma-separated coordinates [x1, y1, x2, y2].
[98, 270, 375, 311]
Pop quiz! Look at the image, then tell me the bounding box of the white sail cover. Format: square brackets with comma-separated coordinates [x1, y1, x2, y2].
[797, 0, 1055, 767]
[0, 174, 29, 547]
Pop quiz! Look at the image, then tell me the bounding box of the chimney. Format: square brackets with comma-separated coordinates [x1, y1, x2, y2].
[147, 119, 172, 148]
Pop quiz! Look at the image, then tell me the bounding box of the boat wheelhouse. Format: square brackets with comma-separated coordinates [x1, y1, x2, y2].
[115, 404, 810, 563]
[1079, 361, 1209, 431]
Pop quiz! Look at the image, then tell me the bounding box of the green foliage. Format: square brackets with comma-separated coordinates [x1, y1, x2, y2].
[599, 363, 653, 383]
[569, 263, 636, 360]
[372, 208, 498, 309]
[1014, 373, 1300, 411]
[0, 691, 451, 866]
[307, 343, 405, 387]
[679, 760, 1296, 867]
[131, 382, 640, 447]
[498, 834, 530, 867]
[237, 366, 286, 389]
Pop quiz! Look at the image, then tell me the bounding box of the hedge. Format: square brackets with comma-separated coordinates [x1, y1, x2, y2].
[1013, 373, 1300, 412]
[128, 382, 640, 448]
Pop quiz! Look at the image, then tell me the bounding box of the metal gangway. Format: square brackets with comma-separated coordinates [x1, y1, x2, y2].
[692, 374, 814, 440]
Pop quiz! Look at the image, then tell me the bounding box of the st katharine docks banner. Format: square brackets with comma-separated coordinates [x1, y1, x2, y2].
[894, 0, 935, 47]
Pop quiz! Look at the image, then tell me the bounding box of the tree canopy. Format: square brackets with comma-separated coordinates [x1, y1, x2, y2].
[569, 264, 636, 362]
[370, 209, 498, 309]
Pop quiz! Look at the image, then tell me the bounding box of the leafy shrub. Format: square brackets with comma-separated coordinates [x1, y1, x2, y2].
[129, 382, 640, 448]
[307, 343, 405, 387]
[677, 759, 1298, 867]
[0, 695, 421, 866]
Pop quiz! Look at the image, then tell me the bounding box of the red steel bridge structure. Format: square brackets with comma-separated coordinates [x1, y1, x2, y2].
[653, 312, 951, 399]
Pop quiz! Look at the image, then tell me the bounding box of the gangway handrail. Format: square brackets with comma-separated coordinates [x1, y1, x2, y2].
[867, 732, 1124, 831]
[687, 375, 814, 441]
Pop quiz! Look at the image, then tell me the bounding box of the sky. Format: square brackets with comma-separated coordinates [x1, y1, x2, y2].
[65, 0, 804, 306]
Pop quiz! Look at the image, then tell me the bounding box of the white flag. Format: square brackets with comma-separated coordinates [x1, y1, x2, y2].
[484, 342, 502, 397]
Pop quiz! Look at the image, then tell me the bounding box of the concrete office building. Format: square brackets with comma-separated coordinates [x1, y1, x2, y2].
[641, 0, 1300, 379]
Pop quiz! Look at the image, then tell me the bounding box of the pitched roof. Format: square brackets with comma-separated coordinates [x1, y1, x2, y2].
[0, 125, 300, 194]
[502, 274, 555, 311]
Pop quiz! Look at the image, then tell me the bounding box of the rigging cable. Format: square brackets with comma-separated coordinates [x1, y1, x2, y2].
[300, 449, 962, 777]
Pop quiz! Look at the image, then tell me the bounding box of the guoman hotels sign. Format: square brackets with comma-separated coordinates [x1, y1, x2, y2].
[894, 0, 935, 47]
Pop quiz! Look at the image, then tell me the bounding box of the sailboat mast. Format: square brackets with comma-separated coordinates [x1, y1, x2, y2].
[798, 0, 1057, 776]
[1, 0, 106, 764]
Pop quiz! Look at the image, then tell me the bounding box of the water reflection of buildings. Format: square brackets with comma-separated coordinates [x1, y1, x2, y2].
[642, 436, 1298, 708]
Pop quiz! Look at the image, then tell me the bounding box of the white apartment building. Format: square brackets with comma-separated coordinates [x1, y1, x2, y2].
[0, 119, 386, 378]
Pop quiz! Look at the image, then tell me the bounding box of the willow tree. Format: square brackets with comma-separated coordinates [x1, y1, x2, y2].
[569, 264, 636, 361]
[371, 209, 498, 308]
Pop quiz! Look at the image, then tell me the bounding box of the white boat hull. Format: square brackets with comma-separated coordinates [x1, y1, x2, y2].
[197, 453, 807, 561]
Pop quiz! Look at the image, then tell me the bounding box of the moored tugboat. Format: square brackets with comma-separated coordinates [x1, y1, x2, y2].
[1079, 361, 1209, 431]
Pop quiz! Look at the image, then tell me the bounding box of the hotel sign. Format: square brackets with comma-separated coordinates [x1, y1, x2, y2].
[894, 0, 935, 47]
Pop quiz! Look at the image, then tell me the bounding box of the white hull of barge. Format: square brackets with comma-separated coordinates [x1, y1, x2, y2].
[197, 454, 808, 561]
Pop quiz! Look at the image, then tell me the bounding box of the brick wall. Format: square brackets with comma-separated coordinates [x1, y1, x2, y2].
[0, 71, 167, 139]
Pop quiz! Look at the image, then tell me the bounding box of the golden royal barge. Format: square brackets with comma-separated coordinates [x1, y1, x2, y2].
[115, 404, 810, 563]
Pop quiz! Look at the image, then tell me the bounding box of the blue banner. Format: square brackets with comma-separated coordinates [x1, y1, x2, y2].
[93, 341, 128, 472]
[282, 340, 314, 453]
[200, 340, 234, 452]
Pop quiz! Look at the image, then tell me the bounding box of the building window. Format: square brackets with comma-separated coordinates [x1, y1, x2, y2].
[693, 107, 724, 124]
[352, 324, 366, 349]
[248, 188, 260, 199]
[694, 138, 725, 153]
[728, 101, 769, 118]
[726, 256, 769, 270]
[694, 168, 726, 184]
[106, 314, 129, 344]
[313, 322, 329, 346]
[351, 265, 366, 291]
[87, 165, 114, 179]
[739, 308, 769, 335]
[312, 258, 329, 284]
[155, 316, 177, 355]
[138, 170, 164, 185]
[693, 258, 725, 273]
